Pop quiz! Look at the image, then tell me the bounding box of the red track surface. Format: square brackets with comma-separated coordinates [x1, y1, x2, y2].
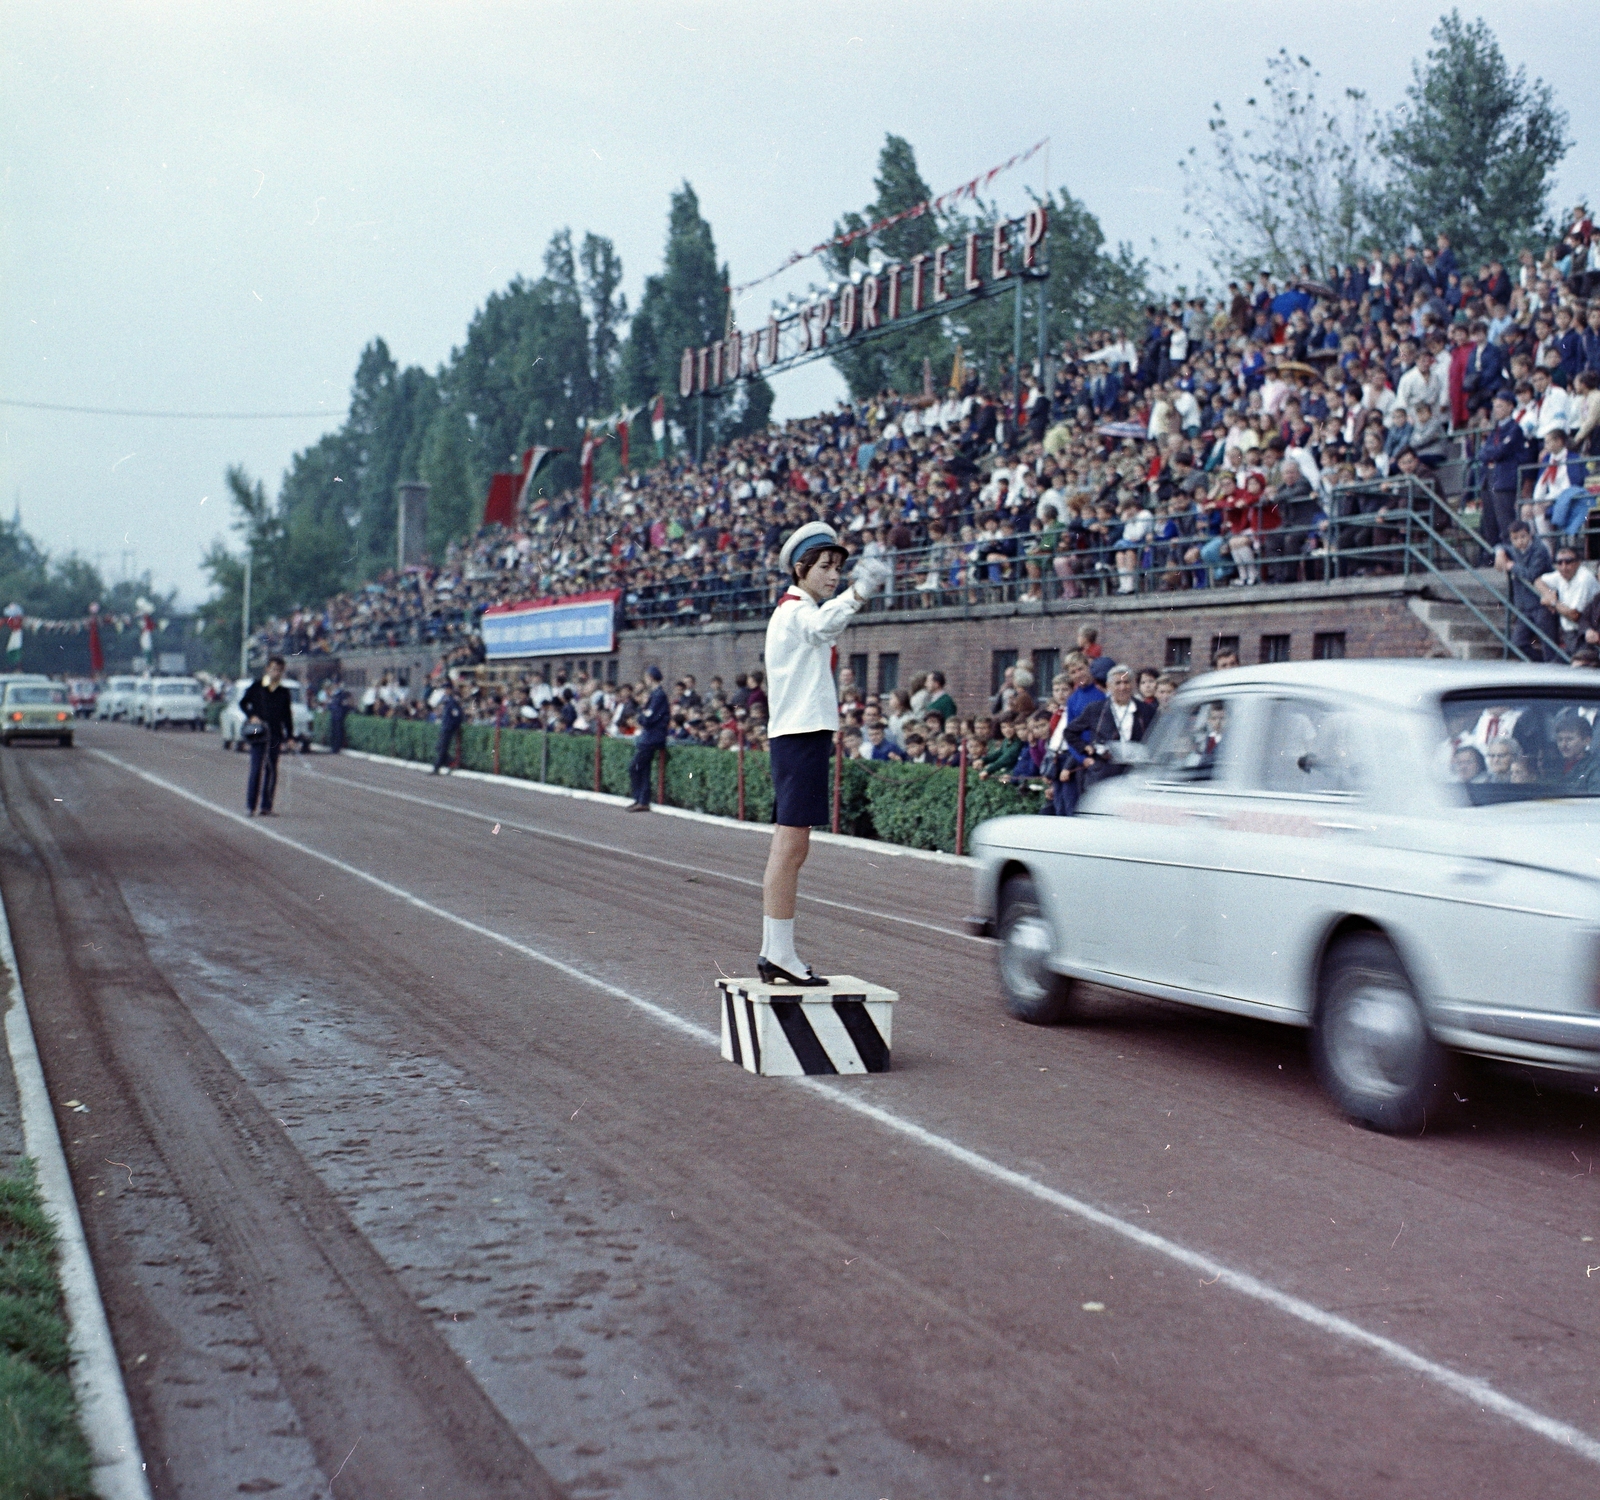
[3, 722, 1599, 1498]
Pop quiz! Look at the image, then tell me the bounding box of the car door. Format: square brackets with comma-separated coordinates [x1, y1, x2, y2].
[1070, 690, 1252, 995]
[1179, 693, 1379, 1017]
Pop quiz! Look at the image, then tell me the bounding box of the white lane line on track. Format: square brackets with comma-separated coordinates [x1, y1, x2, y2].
[93, 749, 1600, 1468]
[297, 763, 985, 945]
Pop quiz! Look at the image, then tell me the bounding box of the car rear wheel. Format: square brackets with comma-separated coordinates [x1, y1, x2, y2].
[997, 874, 1076, 1025]
[1312, 933, 1449, 1134]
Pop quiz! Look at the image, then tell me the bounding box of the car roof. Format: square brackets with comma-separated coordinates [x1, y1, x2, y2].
[1178, 660, 1594, 710]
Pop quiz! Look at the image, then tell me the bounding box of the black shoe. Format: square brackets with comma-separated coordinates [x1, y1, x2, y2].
[757, 957, 827, 987]
[625, 802, 649, 812]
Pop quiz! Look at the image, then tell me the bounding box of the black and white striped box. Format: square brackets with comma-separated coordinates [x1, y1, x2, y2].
[717, 975, 895, 1076]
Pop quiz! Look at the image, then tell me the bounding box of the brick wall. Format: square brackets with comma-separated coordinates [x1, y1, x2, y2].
[310, 576, 1444, 709]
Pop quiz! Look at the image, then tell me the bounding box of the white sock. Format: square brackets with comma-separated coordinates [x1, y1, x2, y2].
[763, 917, 804, 975]
[761, 915, 778, 960]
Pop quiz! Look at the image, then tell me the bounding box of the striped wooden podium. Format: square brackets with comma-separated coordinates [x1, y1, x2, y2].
[717, 975, 895, 1076]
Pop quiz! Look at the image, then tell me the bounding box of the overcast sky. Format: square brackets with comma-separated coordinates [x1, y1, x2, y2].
[3, 1, 1594, 606]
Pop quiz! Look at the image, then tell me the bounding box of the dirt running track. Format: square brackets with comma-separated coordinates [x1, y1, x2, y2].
[3, 722, 1599, 1497]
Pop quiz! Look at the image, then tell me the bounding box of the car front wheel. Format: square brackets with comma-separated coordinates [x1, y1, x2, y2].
[1312, 933, 1449, 1134]
[996, 873, 1076, 1024]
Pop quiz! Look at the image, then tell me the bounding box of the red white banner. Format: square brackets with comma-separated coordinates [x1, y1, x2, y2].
[731, 138, 1047, 295]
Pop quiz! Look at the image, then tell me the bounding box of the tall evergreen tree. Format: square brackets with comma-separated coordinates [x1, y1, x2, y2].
[1369, 11, 1569, 264]
[826, 135, 950, 399]
[580, 232, 626, 414]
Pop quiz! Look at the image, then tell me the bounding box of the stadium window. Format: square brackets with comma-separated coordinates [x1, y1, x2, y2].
[877, 653, 900, 694]
[1313, 631, 1346, 660]
[1260, 634, 1291, 664]
[606, 659, 618, 686]
[1032, 648, 1059, 699]
[991, 649, 1018, 696]
[848, 653, 869, 691]
[1165, 637, 1192, 669]
[1212, 634, 1240, 663]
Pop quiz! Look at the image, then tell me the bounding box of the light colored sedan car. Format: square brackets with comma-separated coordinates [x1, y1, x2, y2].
[141, 676, 207, 730]
[968, 661, 1600, 1133]
[218, 678, 313, 752]
[1, 681, 74, 747]
[95, 675, 143, 720]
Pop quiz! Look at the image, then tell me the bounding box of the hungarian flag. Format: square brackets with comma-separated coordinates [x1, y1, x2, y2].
[650, 395, 667, 446]
[3, 604, 22, 667]
[579, 427, 608, 512]
[87, 603, 104, 674]
[515, 446, 561, 512]
[139, 613, 155, 655]
[617, 406, 645, 471]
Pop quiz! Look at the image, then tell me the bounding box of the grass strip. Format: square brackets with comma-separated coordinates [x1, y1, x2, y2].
[0, 1164, 93, 1500]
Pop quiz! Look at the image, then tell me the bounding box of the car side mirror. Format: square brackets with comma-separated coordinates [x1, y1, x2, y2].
[1297, 753, 1318, 772]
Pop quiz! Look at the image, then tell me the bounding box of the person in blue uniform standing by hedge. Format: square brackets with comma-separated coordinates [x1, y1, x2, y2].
[431, 679, 464, 774]
[326, 676, 348, 754]
[626, 665, 670, 811]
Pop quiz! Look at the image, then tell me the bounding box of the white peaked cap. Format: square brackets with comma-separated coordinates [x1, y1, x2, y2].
[779, 521, 844, 577]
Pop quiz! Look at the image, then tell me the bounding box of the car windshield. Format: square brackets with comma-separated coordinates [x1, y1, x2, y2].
[1440, 689, 1600, 802]
[158, 683, 199, 697]
[6, 687, 66, 705]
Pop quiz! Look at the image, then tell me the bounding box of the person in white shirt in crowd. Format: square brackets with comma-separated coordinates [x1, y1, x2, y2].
[1532, 428, 1594, 539]
[1536, 545, 1600, 656]
[1524, 366, 1573, 441]
[1394, 349, 1445, 420]
[758, 523, 890, 986]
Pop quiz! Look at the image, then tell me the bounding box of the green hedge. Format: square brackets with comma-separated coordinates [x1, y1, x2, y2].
[314, 711, 1044, 853]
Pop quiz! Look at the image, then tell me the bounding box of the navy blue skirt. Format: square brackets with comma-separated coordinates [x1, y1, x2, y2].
[770, 729, 835, 828]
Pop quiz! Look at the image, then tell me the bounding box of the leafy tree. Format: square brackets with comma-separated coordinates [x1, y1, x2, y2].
[418, 402, 479, 559]
[1179, 49, 1379, 280]
[1369, 10, 1570, 264]
[345, 341, 440, 581]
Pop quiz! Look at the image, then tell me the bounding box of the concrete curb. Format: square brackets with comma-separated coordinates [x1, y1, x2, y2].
[325, 746, 978, 869]
[0, 886, 151, 1498]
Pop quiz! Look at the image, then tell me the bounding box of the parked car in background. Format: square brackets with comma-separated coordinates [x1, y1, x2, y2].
[95, 675, 143, 720]
[218, 677, 313, 752]
[1, 681, 74, 748]
[968, 661, 1600, 1134]
[140, 677, 207, 730]
[67, 679, 98, 717]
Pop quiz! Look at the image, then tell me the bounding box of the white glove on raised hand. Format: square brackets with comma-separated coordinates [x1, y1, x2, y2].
[852, 556, 893, 599]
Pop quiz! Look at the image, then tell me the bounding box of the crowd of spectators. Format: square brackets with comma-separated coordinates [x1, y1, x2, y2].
[254, 204, 1600, 667]
[317, 617, 1219, 819]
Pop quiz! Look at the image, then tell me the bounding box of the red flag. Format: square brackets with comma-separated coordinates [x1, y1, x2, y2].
[515, 446, 562, 511]
[483, 473, 519, 527]
[617, 417, 629, 471]
[651, 395, 666, 445]
[579, 429, 608, 512]
[88, 604, 104, 674]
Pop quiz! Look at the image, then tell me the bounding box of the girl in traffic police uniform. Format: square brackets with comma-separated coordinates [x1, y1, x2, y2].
[758, 523, 889, 985]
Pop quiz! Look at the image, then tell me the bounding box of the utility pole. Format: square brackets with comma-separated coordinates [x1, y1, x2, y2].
[239, 551, 252, 680]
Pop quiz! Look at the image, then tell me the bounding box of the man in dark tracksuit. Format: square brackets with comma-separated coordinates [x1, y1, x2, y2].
[239, 655, 294, 815]
[627, 666, 670, 811]
[431, 682, 464, 774]
[326, 678, 348, 753]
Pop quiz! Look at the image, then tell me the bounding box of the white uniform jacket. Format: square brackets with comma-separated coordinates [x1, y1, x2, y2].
[764, 586, 863, 738]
